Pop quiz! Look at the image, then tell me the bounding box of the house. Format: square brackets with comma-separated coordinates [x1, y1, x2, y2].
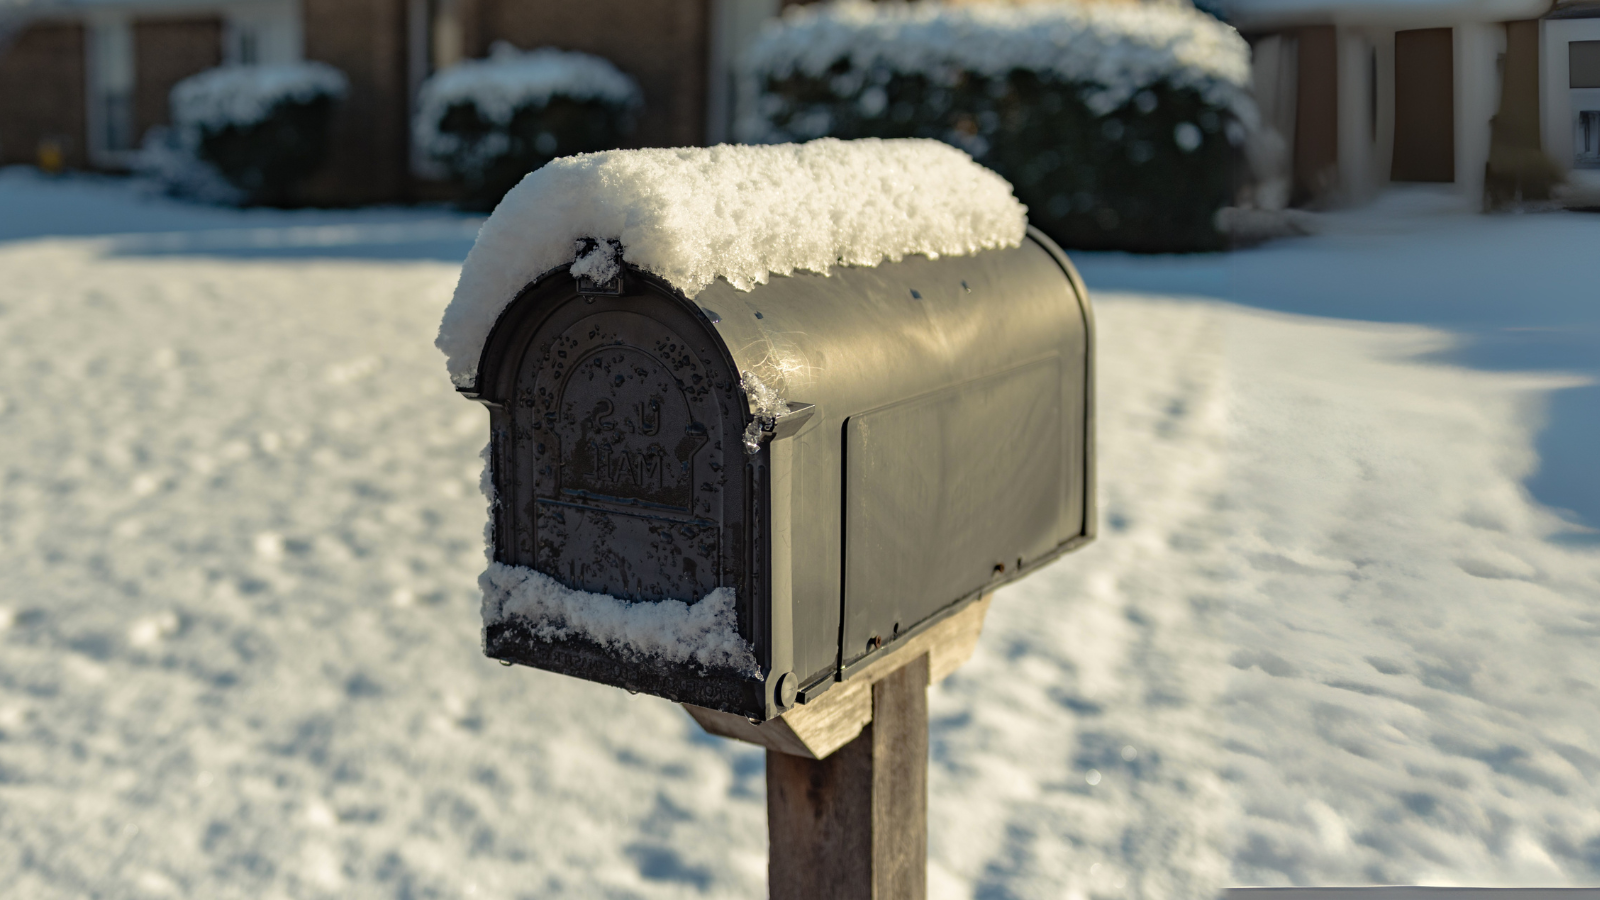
[0, 0, 787, 204]
[1226, 0, 1600, 208]
[1544, 1, 1600, 176]
[36, 0, 1566, 212]
[0, 0, 303, 171]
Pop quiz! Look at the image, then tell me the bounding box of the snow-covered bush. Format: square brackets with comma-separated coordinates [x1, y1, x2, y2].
[415, 43, 641, 210]
[739, 1, 1257, 252]
[135, 126, 247, 205]
[159, 61, 347, 206]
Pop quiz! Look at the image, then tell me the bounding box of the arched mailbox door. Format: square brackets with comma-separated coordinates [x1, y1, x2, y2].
[469, 277, 761, 713]
[463, 227, 1094, 721]
[493, 297, 744, 604]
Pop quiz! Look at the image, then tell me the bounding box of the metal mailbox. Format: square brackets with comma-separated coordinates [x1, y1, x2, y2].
[459, 226, 1094, 721]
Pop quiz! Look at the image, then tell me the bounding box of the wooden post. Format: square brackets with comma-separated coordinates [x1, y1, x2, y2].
[767, 654, 929, 900]
[685, 595, 990, 899]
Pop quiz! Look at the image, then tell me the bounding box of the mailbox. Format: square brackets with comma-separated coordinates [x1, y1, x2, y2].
[458, 225, 1094, 721]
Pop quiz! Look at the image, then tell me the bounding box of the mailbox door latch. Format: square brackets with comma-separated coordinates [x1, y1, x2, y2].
[768, 402, 816, 441]
[573, 238, 624, 295]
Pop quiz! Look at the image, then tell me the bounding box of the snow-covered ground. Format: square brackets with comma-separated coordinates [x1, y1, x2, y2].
[1074, 187, 1600, 535]
[0, 169, 1597, 899]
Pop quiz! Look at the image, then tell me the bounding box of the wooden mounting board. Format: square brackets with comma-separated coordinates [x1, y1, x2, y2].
[684, 594, 992, 760]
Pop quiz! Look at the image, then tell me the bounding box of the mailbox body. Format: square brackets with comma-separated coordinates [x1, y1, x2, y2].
[463, 227, 1094, 720]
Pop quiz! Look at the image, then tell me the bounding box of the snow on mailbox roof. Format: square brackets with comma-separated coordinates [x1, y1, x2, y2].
[437, 137, 1028, 386]
[742, 0, 1253, 118]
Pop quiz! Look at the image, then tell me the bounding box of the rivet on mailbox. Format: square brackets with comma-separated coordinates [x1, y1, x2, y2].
[438, 139, 1094, 736]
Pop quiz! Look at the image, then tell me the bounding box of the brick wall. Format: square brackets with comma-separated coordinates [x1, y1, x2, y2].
[0, 23, 88, 168]
[133, 17, 224, 142]
[301, 0, 411, 205]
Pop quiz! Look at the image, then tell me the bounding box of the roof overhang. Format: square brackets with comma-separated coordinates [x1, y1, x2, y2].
[6, 0, 276, 16]
[1227, 0, 1555, 31]
[1547, 0, 1600, 18]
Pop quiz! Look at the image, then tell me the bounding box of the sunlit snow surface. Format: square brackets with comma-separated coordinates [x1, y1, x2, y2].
[1, 171, 1598, 899]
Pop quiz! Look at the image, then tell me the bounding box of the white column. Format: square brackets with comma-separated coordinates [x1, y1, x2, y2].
[1372, 29, 1396, 191]
[1337, 27, 1376, 204]
[84, 11, 134, 166]
[1453, 21, 1504, 204]
[1542, 19, 1570, 171]
[707, 0, 781, 145]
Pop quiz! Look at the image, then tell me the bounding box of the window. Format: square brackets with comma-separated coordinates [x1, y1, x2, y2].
[1570, 40, 1600, 89]
[1578, 110, 1600, 167]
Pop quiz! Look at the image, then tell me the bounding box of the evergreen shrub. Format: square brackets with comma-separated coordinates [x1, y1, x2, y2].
[166, 62, 347, 206]
[416, 44, 641, 210]
[741, 2, 1257, 253]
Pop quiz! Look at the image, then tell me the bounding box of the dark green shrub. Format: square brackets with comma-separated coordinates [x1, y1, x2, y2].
[194, 95, 338, 207]
[167, 62, 348, 207]
[416, 45, 641, 211]
[427, 95, 636, 210]
[742, 5, 1255, 253]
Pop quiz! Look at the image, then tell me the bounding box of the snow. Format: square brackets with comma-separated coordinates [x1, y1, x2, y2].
[739, 371, 787, 455]
[740, 0, 1254, 127]
[481, 564, 760, 678]
[134, 127, 247, 204]
[2, 172, 1599, 897]
[568, 236, 622, 285]
[437, 138, 1027, 387]
[0, 165, 484, 254]
[170, 62, 348, 133]
[413, 43, 640, 165]
[1074, 185, 1600, 532]
[933, 300, 1598, 896]
[141, 63, 347, 201]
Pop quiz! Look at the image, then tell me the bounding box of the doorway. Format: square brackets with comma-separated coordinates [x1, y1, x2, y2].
[1392, 27, 1455, 182]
